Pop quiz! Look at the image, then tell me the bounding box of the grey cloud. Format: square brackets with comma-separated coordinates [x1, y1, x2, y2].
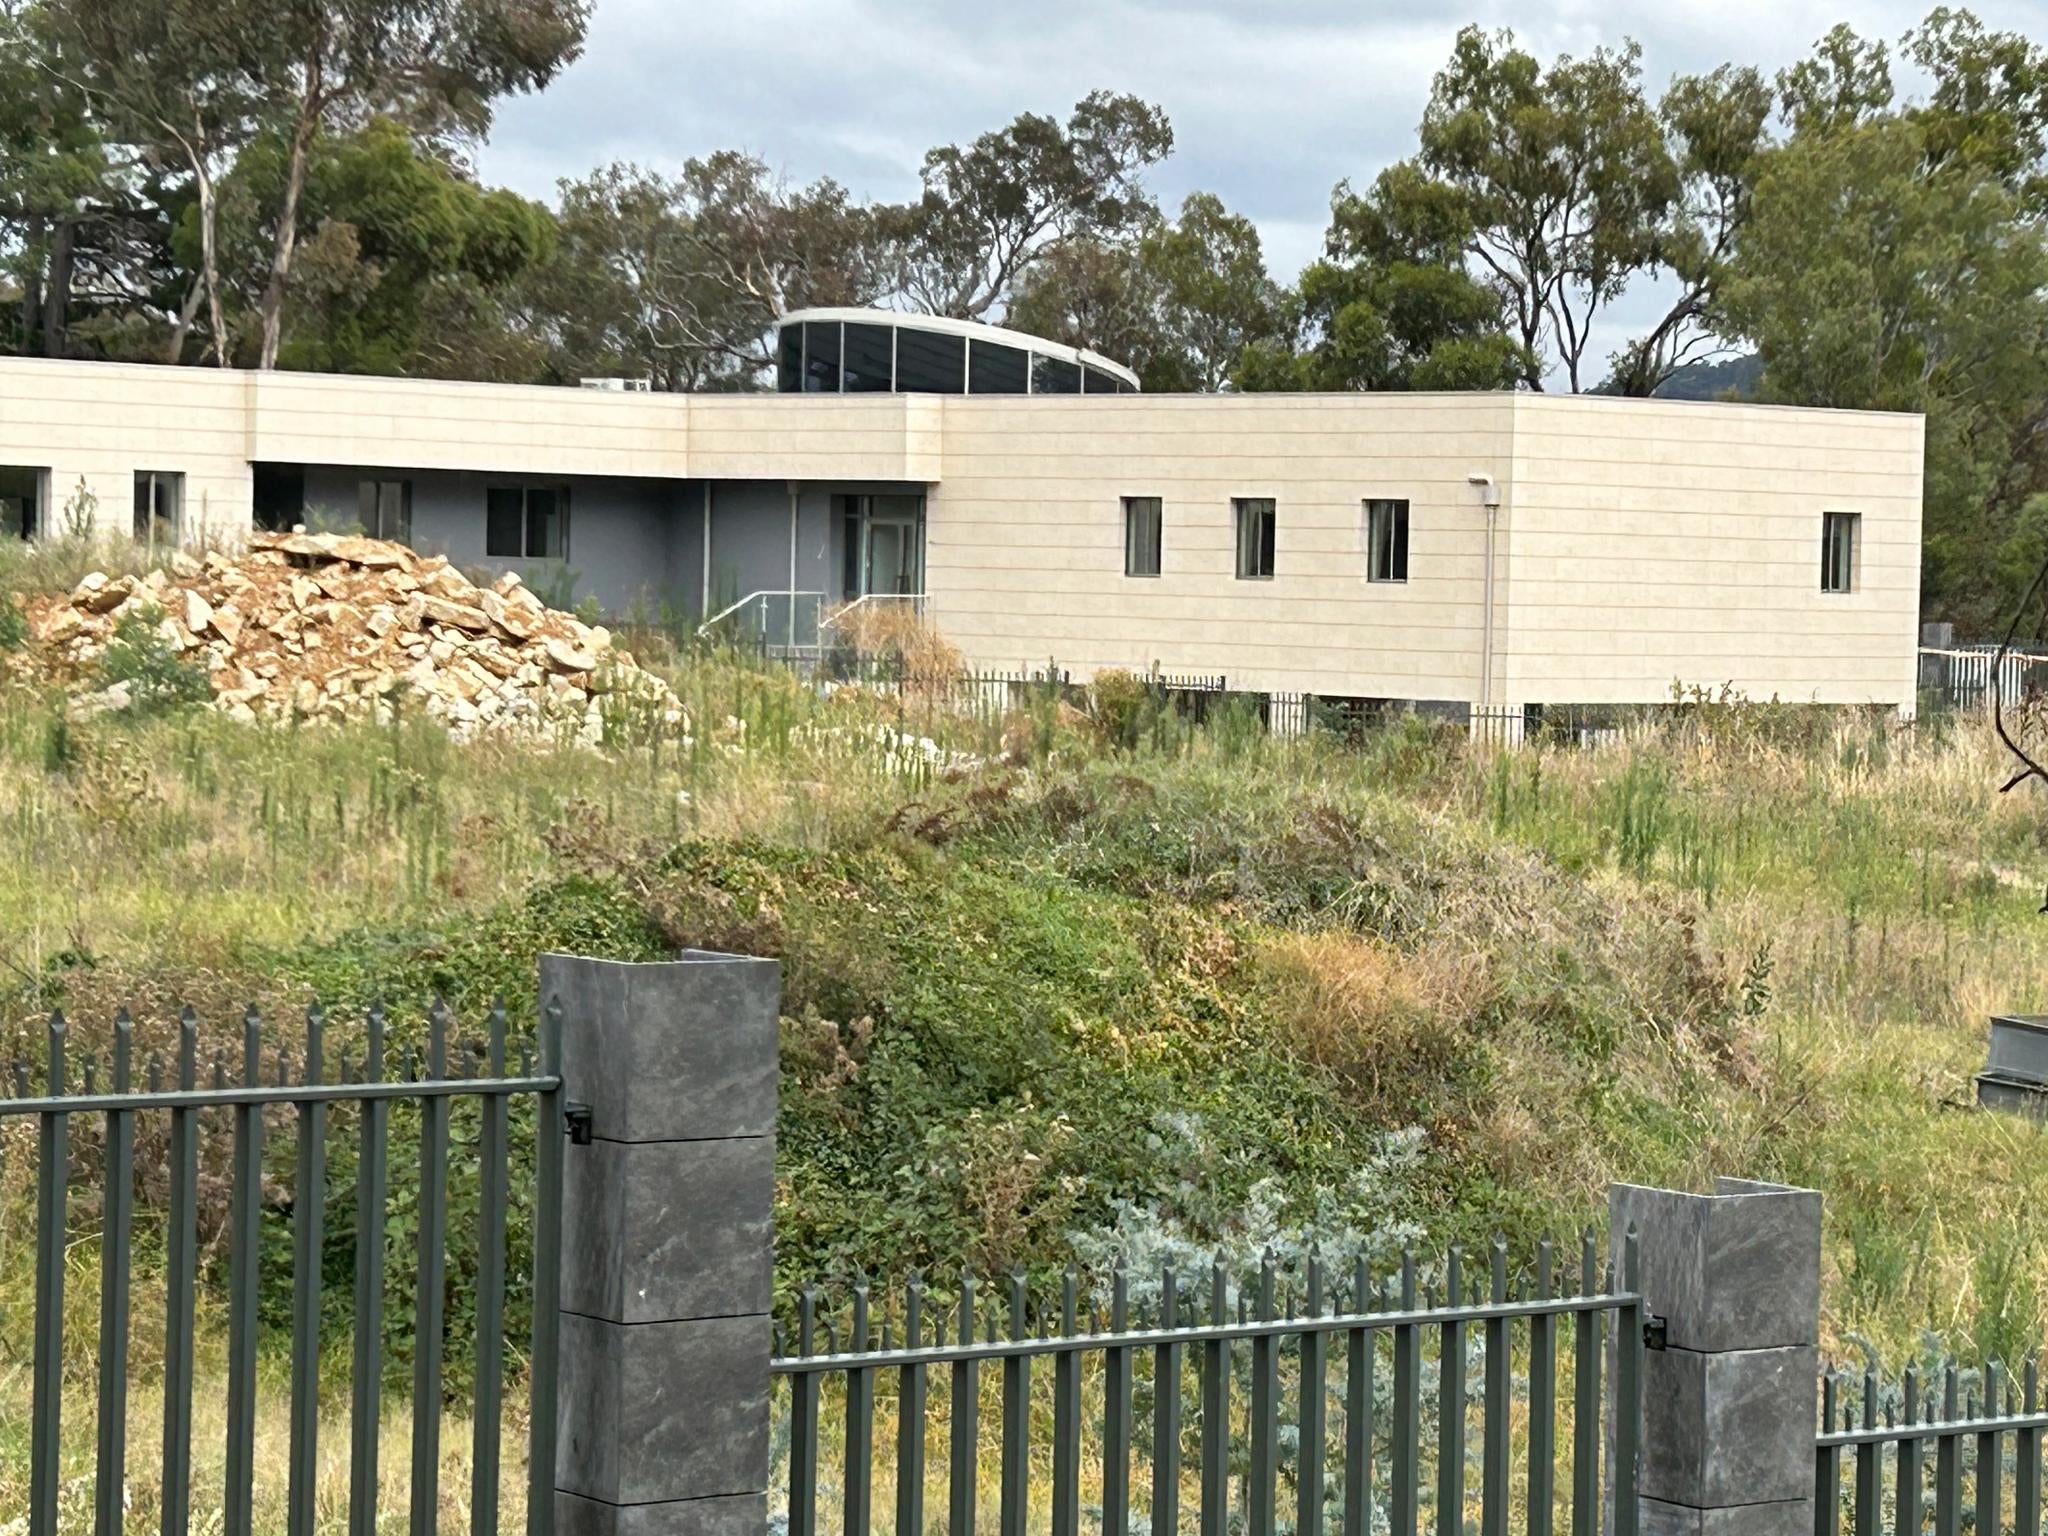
[480, 0, 2046, 375]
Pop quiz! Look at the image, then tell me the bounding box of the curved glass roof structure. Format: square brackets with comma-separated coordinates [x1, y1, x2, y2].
[775, 309, 1140, 396]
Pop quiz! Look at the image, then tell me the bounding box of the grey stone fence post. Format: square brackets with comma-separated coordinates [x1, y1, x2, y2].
[1609, 1178, 1823, 1536]
[545, 950, 782, 1536]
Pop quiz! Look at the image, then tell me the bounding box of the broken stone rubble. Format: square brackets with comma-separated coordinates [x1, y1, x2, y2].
[17, 529, 686, 745]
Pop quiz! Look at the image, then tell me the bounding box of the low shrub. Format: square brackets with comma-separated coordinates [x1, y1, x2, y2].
[92, 608, 211, 714]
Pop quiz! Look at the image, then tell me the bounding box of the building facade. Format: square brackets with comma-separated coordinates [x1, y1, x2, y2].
[0, 314, 1925, 714]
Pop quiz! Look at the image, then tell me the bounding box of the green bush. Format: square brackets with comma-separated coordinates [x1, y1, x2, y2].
[93, 608, 211, 714]
[1, 650, 2043, 1379]
[1086, 667, 1153, 750]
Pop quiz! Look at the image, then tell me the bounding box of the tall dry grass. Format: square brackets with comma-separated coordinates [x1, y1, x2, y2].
[2, 626, 2048, 1502]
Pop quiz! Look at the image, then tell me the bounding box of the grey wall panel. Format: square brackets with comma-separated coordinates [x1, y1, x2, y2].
[298, 463, 691, 616]
[286, 466, 927, 620]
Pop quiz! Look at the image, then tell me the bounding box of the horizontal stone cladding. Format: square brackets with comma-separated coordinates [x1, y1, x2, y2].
[0, 360, 1924, 707]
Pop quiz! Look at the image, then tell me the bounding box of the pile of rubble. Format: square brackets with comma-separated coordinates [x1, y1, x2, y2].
[19, 530, 684, 743]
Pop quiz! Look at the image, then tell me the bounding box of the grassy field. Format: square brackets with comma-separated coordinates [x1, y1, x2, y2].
[2, 593, 2047, 1523]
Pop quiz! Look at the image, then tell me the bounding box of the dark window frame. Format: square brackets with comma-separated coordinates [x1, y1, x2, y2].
[776, 325, 804, 392]
[1367, 498, 1410, 583]
[1032, 354, 1082, 394]
[1821, 510, 1860, 594]
[1123, 496, 1163, 578]
[0, 464, 48, 541]
[1234, 496, 1276, 580]
[803, 321, 843, 392]
[358, 478, 413, 545]
[894, 327, 967, 393]
[841, 322, 895, 393]
[133, 470, 184, 552]
[485, 484, 571, 560]
[967, 338, 1030, 394]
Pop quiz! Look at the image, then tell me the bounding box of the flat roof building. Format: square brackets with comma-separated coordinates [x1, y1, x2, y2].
[0, 310, 1925, 716]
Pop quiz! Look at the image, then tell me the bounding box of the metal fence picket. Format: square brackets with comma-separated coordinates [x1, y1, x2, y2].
[3, 997, 568, 1536]
[771, 1236, 1648, 1536]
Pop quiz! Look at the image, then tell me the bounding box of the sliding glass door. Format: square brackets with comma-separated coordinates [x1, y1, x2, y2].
[837, 494, 925, 599]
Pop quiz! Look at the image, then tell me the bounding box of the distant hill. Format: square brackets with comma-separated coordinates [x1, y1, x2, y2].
[1652, 353, 1763, 401]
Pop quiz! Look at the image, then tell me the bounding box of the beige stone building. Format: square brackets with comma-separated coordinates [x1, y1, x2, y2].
[0, 308, 1924, 717]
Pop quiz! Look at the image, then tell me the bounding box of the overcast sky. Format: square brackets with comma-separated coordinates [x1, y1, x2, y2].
[478, 0, 2045, 378]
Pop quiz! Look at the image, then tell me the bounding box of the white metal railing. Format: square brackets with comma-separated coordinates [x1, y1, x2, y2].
[1919, 645, 2048, 708]
[696, 590, 826, 650]
[819, 593, 928, 634]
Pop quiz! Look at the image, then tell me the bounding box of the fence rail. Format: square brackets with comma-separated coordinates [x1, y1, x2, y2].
[1919, 645, 2048, 711]
[771, 1233, 1644, 1536]
[1816, 1362, 2046, 1536]
[5, 999, 566, 1536]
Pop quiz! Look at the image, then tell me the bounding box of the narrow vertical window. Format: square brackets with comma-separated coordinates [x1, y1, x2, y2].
[1367, 499, 1410, 583]
[358, 479, 412, 544]
[1123, 496, 1162, 577]
[486, 487, 524, 557]
[133, 471, 184, 554]
[776, 324, 804, 392]
[1821, 511, 1860, 593]
[526, 486, 567, 559]
[1234, 497, 1275, 580]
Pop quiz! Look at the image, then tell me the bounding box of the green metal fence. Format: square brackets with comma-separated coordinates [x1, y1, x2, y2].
[772, 1233, 1645, 1536]
[1817, 1362, 2046, 1536]
[5, 999, 567, 1536]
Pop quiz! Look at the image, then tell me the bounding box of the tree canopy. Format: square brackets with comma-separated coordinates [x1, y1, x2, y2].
[0, 3, 2043, 623]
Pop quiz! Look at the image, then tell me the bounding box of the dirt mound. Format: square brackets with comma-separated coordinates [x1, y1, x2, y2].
[17, 530, 682, 743]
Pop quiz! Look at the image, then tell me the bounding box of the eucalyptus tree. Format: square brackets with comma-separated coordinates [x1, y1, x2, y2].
[1241, 165, 1530, 393]
[884, 91, 1173, 321]
[1003, 230, 1168, 382]
[244, 0, 589, 369]
[1395, 26, 1678, 391]
[1605, 64, 1773, 397]
[1007, 191, 1285, 392]
[38, 0, 272, 363]
[0, 1, 111, 356]
[1722, 12, 2048, 628]
[537, 153, 883, 391]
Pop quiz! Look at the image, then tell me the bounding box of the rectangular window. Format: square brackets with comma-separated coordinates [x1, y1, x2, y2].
[1821, 511, 1860, 594]
[967, 339, 1030, 394]
[357, 478, 412, 544]
[133, 471, 183, 553]
[895, 328, 966, 393]
[777, 324, 804, 392]
[803, 321, 842, 392]
[1367, 498, 1409, 583]
[526, 486, 564, 559]
[486, 485, 569, 559]
[1234, 497, 1275, 580]
[1031, 354, 1082, 394]
[0, 465, 47, 540]
[841, 323, 894, 392]
[1123, 496, 1162, 577]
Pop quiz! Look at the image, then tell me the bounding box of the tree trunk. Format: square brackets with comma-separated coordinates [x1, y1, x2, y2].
[192, 159, 230, 367]
[256, 83, 323, 371]
[166, 277, 204, 365]
[41, 217, 75, 358]
[19, 212, 44, 354]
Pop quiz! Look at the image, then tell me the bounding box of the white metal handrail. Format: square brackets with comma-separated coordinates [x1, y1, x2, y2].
[1920, 645, 2048, 707]
[820, 593, 928, 632]
[696, 590, 826, 640]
